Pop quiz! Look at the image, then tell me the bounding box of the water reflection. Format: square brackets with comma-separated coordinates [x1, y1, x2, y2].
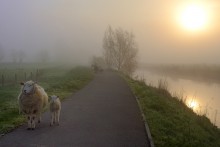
[135, 69, 220, 127]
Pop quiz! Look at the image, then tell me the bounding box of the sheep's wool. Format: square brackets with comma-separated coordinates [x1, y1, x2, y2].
[18, 80, 48, 129]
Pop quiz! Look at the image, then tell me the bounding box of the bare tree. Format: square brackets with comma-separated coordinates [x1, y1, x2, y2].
[103, 26, 138, 75]
[103, 26, 115, 69]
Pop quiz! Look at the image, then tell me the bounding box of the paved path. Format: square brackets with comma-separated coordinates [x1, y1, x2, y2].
[0, 71, 149, 147]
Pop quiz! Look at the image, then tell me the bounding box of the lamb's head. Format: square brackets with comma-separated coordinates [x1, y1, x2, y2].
[20, 81, 36, 95]
[50, 95, 59, 102]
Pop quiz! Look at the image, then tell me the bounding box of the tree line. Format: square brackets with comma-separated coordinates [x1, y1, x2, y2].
[0, 46, 50, 63]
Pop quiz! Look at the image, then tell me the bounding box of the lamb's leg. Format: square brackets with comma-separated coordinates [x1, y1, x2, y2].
[54, 111, 57, 124]
[53, 112, 56, 124]
[50, 112, 53, 126]
[57, 110, 60, 126]
[50, 112, 54, 126]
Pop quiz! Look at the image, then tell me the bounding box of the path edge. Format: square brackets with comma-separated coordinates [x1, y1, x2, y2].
[134, 95, 155, 147]
[121, 74, 155, 147]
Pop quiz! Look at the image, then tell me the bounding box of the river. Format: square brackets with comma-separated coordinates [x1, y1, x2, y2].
[135, 68, 220, 128]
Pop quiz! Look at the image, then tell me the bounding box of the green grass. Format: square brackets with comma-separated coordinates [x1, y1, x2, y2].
[124, 76, 220, 147]
[0, 66, 94, 134]
[0, 63, 44, 86]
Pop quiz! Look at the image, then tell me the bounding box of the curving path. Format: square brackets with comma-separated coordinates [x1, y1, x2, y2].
[0, 71, 149, 147]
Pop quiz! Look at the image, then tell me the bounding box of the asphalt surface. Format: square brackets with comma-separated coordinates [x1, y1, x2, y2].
[0, 71, 149, 147]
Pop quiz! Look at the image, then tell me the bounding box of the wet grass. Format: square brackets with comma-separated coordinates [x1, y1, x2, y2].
[0, 66, 94, 134]
[124, 76, 220, 147]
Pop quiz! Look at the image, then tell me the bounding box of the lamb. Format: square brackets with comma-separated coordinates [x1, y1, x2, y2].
[49, 95, 61, 126]
[18, 80, 48, 130]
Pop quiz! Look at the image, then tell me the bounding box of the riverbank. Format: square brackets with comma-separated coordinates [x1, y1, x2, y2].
[141, 64, 220, 84]
[125, 75, 220, 147]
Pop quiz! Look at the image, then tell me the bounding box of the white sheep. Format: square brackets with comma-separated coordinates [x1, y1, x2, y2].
[18, 80, 48, 130]
[49, 95, 61, 126]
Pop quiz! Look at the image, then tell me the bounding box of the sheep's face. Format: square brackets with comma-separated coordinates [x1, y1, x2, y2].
[50, 95, 59, 102]
[21, 81, 35, 95]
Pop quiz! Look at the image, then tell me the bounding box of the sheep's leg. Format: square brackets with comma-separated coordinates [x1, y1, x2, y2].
[57, 110, 60, 125]
[50, 112, 54, 126]
[31, 118, 35, 130]
[27, 116, 31, 130]
[38, 113, 41, 123]
[54, 111, 57, 124]
[53, 112, 55, 124]
[50, 112, 53, 126]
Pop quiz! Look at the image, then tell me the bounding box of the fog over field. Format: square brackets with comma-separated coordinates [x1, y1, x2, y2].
[0, 0, 220, 64]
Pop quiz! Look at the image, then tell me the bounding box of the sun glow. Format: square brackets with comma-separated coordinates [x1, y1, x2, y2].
[177, 3, 209, 31]
[187, 99, 199, 111]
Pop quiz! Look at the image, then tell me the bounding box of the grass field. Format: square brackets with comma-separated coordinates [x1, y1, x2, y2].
[0, 65, 94, 134]
[125, 76, 220, 147]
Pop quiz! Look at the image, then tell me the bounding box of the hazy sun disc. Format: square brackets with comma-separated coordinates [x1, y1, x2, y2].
[187, 99, 198, 111]
[178, 4, 208, 31]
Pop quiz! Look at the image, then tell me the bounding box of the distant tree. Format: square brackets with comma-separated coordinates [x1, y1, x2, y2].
[39, 49, 49, 63]
[103, 26, 115, 69]
[91, 56, 105, 72]
[11, 49, 18, 63]
[103, 26, 138, 76]
[18, 50, 26, 64]
[0, 45, 4, 62]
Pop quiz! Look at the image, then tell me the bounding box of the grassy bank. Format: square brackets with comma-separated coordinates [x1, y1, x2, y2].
[0, 66, 94, 134]
[125, 76, 220, 147]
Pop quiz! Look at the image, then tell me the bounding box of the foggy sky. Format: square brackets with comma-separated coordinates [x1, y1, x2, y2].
[0, 0, 220, 64]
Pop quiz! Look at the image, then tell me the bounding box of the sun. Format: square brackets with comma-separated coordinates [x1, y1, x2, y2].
[187, 99, 199, 111]
[188, 100, 198, 108]
[178, 3, 209, 31]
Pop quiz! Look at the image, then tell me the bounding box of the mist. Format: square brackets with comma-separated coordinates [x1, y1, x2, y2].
[0, 0, 220, 65]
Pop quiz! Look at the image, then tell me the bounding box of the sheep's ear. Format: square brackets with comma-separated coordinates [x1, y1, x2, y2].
[34, 81, 38, 84]
[20, 82, 24, 85]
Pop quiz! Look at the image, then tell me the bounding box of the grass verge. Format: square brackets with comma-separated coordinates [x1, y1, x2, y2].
[124, 75, 220, 147]
[0, 66, 94, 135]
